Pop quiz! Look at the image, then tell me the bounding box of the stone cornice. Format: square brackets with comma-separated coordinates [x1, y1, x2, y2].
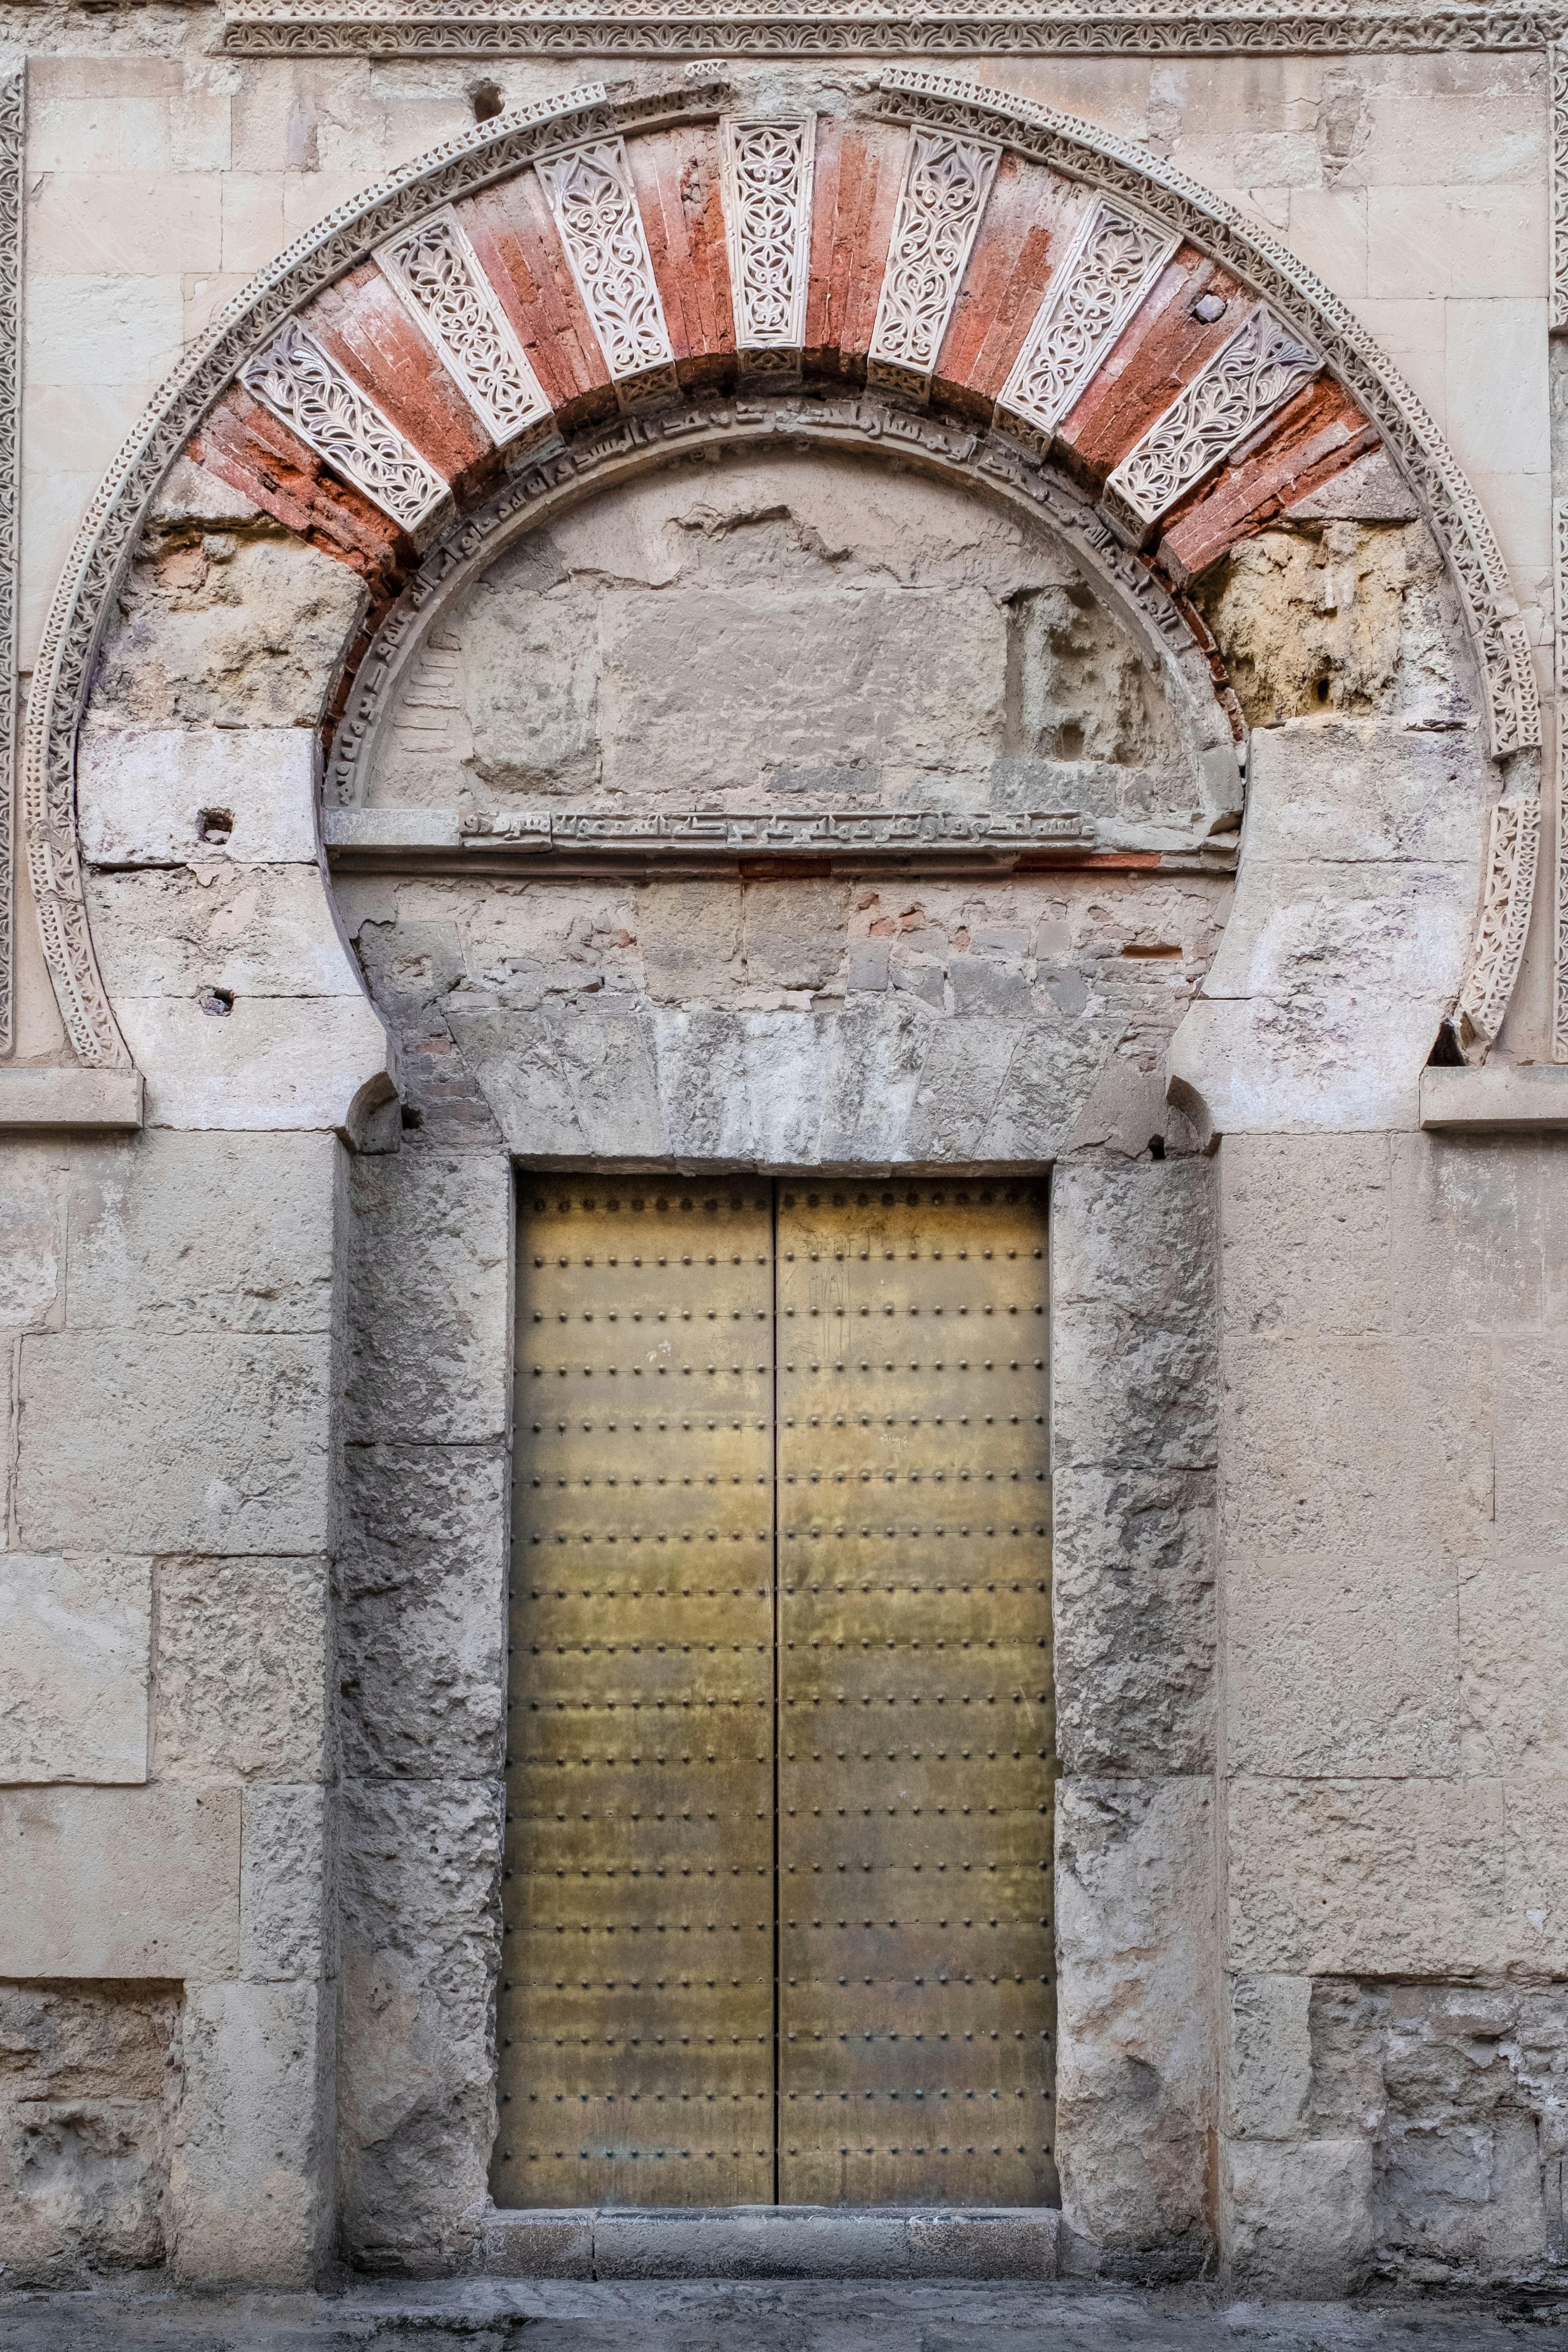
[217, 2, 1568, 53]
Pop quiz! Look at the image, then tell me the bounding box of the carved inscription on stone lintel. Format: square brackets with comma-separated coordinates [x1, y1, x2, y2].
[462, 806, 1099, 852]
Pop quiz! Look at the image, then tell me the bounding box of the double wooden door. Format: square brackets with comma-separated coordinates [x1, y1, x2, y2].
[495, 1178, 1055, 2211]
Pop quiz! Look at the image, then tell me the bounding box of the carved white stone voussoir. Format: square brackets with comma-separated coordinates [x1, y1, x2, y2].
[1105, 303, 1320, 532]
[1459, 792, 1540, 1057]
[239, 319, 450, 532]
[867, 124, 1000, 398]
[997, 193, 1177, 445]
[535, 137, 678, 400]
[721, 115, 815, 369]
[376, 205, 552, 446]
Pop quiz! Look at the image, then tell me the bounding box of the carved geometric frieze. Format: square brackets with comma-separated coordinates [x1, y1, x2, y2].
[1552, 43, 1568, 333]
[534, 137, 678, 401]
[376, 205, 552, 445]
[1458, 792, 1541, 1055]
[867, 125, 1000, 399]
[721, 115, 815, 371]
[0, 59, 19, 1059]
[997, 194, 1178, 446]
[239, 319, 450, 531]
[1104, 303, 1320, 533]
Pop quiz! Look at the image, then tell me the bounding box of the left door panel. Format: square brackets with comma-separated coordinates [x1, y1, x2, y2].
[497, 1182, 776, 2209]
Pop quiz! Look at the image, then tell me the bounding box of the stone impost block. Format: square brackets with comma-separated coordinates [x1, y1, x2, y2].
[0, 1069, 144, 1134]
[0, 1555, 151, 1785]
[113, 995, 396, 1136]
[169, 1979, 333, 2287]
[1054, 1778, 1215, 2257]
[1225, 1552, 1460, 1778]
[63, 1130, 340, 1336]
[155, 1557, 330, 1783]
[1221, 2136, 1375, 2296]
[345, 1147, 511, 1447]
[15, 1331, 334, 1557]
[0, 1785, 240, 1979]
[77, 724, 319, 867]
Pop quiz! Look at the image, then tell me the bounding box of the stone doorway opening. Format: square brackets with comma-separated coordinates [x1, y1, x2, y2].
[499, 1177, 1055, 2213]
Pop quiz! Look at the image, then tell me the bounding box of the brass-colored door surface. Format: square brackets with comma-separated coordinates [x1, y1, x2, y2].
[497, 1183, 776, 2208]
[775, 1182, 1056, 2207]
[499, 1179, 1055, 2212]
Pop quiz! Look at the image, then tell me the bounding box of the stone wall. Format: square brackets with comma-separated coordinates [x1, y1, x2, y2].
[0, 21, 1563, 2305]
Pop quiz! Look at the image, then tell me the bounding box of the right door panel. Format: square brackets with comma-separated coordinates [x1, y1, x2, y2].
[775, 1179, 1057, 2208]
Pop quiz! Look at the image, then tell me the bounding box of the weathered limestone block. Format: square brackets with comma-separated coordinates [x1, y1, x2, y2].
[62, 1132, 340, 1337]
[0, 1982, 180, 2289]
[1223, 1972, 1312, 2140]
[76, 724, 319, 867]
[113, 995, 396, 1135]
[1240, 720, 1496, 868]
[1054, 1779, 1215, 2264]
[1221, 1335, 1493, 1555]
[1494, 1345, 1568, 1553]
[1227, 1778, 1508, 1978]
[1225, 1553, 1460, 1777]
[1220, 1132, 1391, 1340]
[169, 1980, 333, 2286]
[241, 1785, 332, 1984]
[16, 1332, 334, 1557]
[0, 1141, 65, 1333]
[339, 1444, 507, 1781]
[1051, 1160, 1219, 1476]
[155, 1557, 329, 1782]
[0, 1555, 150, 1784]
[1462, 1561, 1568, 1776]
[445, 995, 1125, 1168]
[1194, 518, 1469, 731]
[1222, 2137, 1375, 2295]
[337, 1778, 503, 2265]
[93, 521, 367, 731]
[0, 1787, 240, 1979]
[1391, 1134, 1568, 1339]
[345, 1147, 511, 1448]
[1051, 1466, 1216, 1777]
[89, 865, 371, 1001]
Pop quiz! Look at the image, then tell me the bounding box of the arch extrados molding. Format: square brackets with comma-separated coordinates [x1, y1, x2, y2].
[24, 66, 1534, 1067]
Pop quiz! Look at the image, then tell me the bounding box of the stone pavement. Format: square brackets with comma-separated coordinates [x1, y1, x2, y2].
[4, 2279, 1568, 2351]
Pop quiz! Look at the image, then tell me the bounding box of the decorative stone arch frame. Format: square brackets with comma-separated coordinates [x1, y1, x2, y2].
[19, 63, 1541, 1085]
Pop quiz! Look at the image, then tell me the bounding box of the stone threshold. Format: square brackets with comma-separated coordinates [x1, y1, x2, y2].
[478, 2202, 1061, 2280]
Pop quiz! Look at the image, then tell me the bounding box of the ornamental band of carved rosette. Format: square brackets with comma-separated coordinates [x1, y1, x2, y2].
[1104, 304, 1320, 536]
[867, 125, 1000, 398]
[1458, 793, 1541, 1054]
[239, 319, 450, 532]
[997, 195, 1177, 446]
[721, 116, 815, 370]
[535, 137, 678, 402]
[1552, 44, 1568, 334]
[376, 206, 551, 445]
